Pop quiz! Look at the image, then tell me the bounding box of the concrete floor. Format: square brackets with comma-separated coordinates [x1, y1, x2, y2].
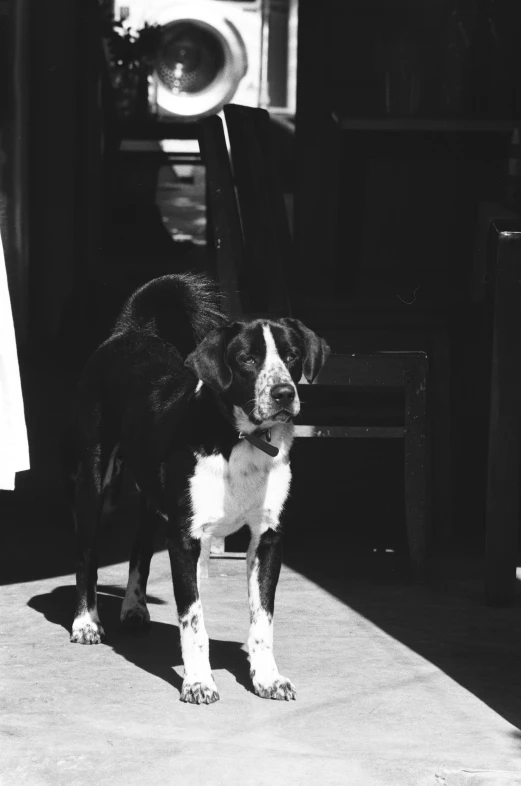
[3, 547, 521, 786]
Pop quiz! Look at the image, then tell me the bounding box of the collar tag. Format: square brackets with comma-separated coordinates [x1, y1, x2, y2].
[239, 430, 279, 457]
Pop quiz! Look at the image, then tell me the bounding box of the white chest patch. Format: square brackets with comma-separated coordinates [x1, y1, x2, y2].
[189, 425, 294, 540]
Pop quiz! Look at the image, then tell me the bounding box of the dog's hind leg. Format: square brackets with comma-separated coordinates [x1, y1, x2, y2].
[70, 451, 105, 644]
[100, 449, 124, 520]
[120, 493, 160, 631]
[247, 527, 296, 700]
[167, 530, 219, 704]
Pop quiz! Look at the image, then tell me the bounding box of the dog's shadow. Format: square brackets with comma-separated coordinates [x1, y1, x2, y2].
[27, 585, 254, 697]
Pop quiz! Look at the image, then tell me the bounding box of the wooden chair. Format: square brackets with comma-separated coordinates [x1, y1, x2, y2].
[198, 104, 431, 580]
[472, 216, 521, 604]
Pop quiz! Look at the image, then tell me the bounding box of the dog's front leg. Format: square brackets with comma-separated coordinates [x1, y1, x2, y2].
[247, 527, 296, 700]
[168, 532, 219, 704]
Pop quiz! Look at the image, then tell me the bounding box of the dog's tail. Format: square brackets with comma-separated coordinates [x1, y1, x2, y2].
[114, 273, 227, 358]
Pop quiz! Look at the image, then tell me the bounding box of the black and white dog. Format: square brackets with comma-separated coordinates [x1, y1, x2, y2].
[70, 274, 328, 704]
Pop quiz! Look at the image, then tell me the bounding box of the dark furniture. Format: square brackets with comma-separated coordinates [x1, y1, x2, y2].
[199, 104, 431, 578]
[472, 218, 521, 604]
[294, 2, 521, 552]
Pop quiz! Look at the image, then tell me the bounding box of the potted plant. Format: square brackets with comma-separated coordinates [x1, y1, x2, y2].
[101, 8, 161, 121]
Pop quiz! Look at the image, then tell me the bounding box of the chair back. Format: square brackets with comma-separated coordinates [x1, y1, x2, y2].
[199, 104, 292, 316]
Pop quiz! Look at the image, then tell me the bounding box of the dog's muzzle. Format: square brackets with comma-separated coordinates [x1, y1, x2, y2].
[255, 380, 300, 422]
[269, 383, 298, 422]
[271, 383, 295, 408]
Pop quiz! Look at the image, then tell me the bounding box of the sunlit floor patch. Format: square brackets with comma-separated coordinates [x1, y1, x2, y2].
[4, 552, 521, 784]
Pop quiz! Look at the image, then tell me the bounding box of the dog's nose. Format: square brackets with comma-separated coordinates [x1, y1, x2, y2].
[270, 383, 295, 406]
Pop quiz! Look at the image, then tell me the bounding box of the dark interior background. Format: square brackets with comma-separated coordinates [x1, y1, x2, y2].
[1, 0, 520, 578]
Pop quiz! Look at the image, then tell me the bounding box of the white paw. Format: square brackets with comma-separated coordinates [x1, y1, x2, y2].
[252, 672, 296, 701]
[180, 676, 220, 705]
[70, 619, 105, 645]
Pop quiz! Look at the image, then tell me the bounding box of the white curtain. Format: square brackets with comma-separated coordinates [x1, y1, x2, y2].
[0, 228, 29, 489]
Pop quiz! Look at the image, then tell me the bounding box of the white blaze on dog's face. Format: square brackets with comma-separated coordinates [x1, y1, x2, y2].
[250, 324, 300, 423]
[185, 317, 329, 428]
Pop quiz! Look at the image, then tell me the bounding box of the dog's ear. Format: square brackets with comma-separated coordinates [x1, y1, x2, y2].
[185, 328, 232, 392]
[282, 318, 330, 383]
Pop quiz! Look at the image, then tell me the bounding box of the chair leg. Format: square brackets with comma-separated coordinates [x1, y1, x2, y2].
[429, 330, 451, 545]
[404, 355, 429, 580]
[485, 228, 521, 605]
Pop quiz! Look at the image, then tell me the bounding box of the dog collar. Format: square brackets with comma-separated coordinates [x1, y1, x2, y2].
[209, 392, 280, 458]
[239, 428, 279, 458]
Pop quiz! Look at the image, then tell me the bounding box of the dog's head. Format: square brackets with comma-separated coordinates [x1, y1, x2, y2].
[185, 318, 329, 427]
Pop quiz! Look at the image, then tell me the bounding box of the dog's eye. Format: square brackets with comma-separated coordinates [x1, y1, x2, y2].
[285, 352, 299, 364]
[240, 355, 256, 366]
